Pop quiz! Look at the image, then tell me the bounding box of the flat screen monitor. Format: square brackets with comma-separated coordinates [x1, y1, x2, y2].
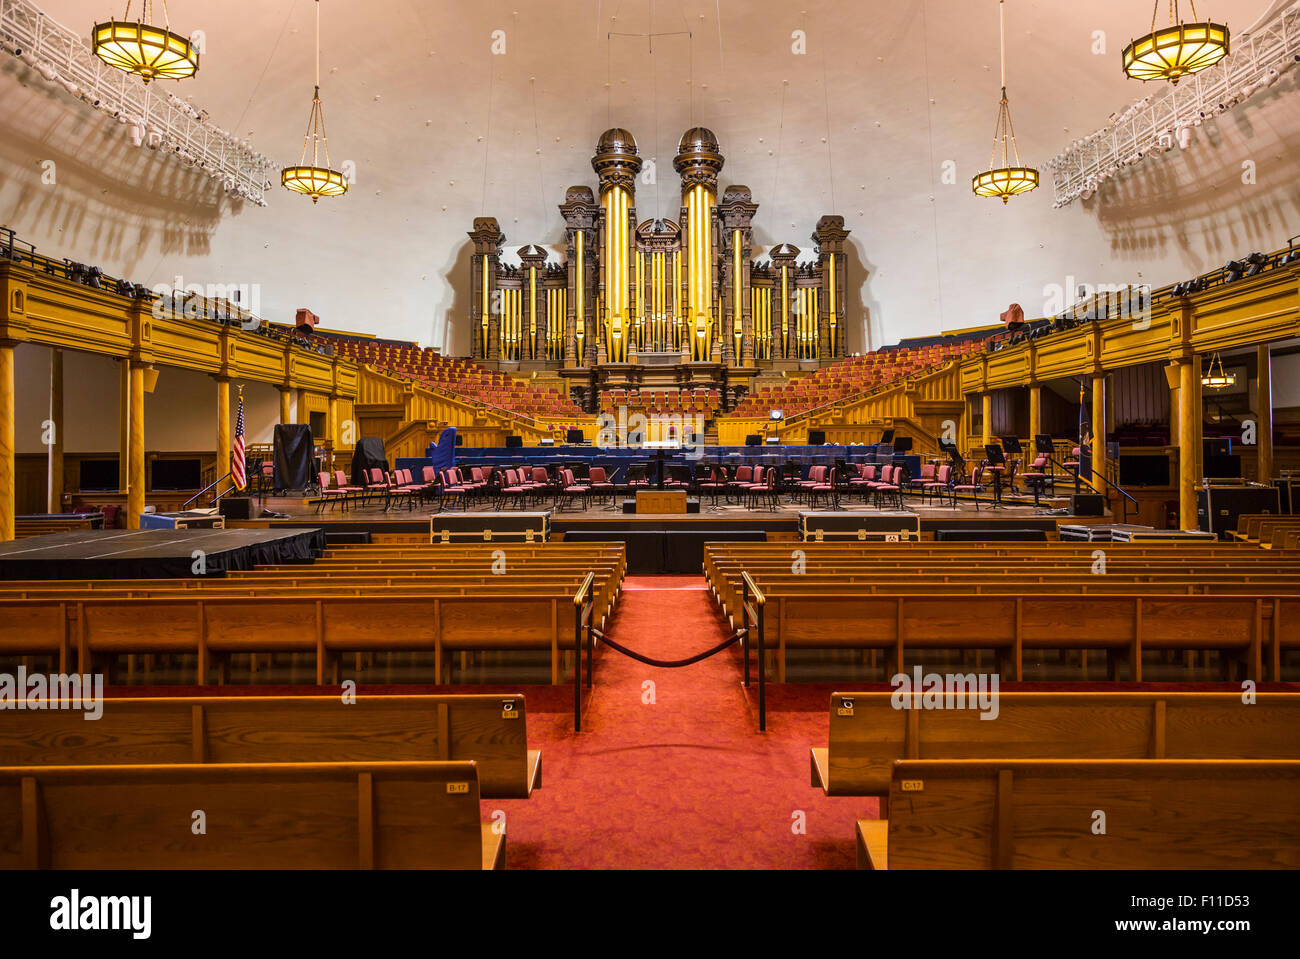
[1119, 454, 1170, 487]
[1206, 454, 1242, 479]
[505, 435, 524, 448]
[893, 436, 913, 453]
[745, 434, 763, 447]
[879, 429, 895, 445]
[808, 430, 827, 445]
[79, 458, 119, 491]
[151, 458, 201, 490]
[566, 428, 585, 445]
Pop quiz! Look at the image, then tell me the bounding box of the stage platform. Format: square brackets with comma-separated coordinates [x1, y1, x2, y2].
[225, 497, 1120, 572]
[0, 527, 326, 580]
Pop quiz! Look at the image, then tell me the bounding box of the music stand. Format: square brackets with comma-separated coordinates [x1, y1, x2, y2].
[984, 443, 1009, 509]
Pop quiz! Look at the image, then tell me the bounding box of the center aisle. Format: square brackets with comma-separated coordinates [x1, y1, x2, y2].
[489, 574, 873, 869]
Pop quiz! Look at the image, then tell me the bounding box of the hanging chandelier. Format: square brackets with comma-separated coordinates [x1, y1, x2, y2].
[1123, 2, 1229, 85]
[91, 1, 199, 83]
[281, 0, 348, 203]
[972, 0, 1038, 203]
[1201, 352, 1236, 390]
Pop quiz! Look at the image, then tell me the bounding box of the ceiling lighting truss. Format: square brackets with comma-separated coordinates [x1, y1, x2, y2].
[0, 0, 275, 205]
[1047, 0, 1300, 207]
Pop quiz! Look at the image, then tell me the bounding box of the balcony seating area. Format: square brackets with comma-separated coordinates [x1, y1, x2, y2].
[731, 340, 984, 417]
[326, 337, 584, 418]
[598, 387, 722, 418]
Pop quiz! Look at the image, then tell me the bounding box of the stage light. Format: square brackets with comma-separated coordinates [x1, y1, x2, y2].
[1224, 259, 1246, 282]
[281, 1, 347, 203]
[1123, 2, 1229, 85]
[972, 1, 1038, 203]
[1244, 251, 1268, 277]
[92, 1, 198, 84]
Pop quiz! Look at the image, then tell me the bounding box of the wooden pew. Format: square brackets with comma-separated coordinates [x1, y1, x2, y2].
[703, 544, 1300, 680]
[755, 591, 1285, 681]
[0, 589, 594, 685]
[1226, 514, 1300, 544]
[813, 691, 1300, 797]
[856, 759, 1300, 869]
[14, 516, 99, 538]
[0, 694, 541, 799]
[1255, 517, 1300, 548]
[0, 760, 505, 869]
[707, 567, 1300, 622]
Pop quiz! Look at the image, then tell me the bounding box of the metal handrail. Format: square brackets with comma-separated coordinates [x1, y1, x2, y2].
[573, 571, 595, 732]
[182, 472, 235, 510]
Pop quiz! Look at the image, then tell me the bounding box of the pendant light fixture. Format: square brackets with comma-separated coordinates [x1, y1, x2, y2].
[972, 0, 1038, 203]
[1201, 352, 1236, 390]
[281, 0, 348, 203]
[1123, 2, 1229, 85]
[92, 1, 199, 83]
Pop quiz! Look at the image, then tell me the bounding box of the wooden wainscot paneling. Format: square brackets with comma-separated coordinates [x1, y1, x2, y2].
[7, 263, 133, 358]
[959, 356, 987, 395]
[150, 315, 221, 375]
[1189, 268, 1300, 355]
[231, 334, 289, 384]
[1034, 332, 1092, 380]
[985, 348, 1030, 390]
[1100, 310, 1172, 371]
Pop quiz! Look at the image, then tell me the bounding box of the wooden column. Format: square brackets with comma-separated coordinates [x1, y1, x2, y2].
[215, 376, 231, 481]
[47, 349, 64, 513]
[1091, 374, 1107, 489]
[980, 392, 992, 445]
[119, 359, 131, 494]
[0, 340, 15, 541]
[127, 361, 145, 529]
[1178, 359, 1198, 529]
[278, 387, 293, 425]
[1257, 344, 1274, 480]
[1028, 384, 1041, 446]
[328, 395, 340, 471]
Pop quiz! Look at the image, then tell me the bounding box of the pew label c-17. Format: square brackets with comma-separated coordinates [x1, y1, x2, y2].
[900, 780, 924, 792]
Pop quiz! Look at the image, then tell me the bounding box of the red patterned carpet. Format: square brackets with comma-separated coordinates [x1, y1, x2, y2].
[484, 574, 873, 869]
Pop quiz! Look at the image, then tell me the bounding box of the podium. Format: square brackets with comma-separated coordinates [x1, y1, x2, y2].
[634, 490, 688, 514]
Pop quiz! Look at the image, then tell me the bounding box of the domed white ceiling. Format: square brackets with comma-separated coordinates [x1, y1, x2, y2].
[1, 0, 1297, 355]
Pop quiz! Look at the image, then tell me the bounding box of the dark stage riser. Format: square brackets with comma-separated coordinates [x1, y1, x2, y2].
[0, 528, 326, 580]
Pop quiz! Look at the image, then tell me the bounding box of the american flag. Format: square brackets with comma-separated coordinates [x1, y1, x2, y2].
[232, 389, 246, 489]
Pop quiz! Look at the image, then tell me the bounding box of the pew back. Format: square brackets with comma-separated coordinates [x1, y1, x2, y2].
[0, 694, 541, 799]
[814, 691, 1300, 796]
[0, 760, 503, 869]
[861, 759, 1300, 869]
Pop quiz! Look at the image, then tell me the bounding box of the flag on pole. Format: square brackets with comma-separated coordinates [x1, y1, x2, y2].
[232, 387, 246, 490]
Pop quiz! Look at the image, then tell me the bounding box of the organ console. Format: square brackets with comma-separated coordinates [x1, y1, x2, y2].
[467, 126, 852, 408]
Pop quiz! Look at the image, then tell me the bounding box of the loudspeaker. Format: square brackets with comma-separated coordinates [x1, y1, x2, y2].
[505, 435, 524, 448]
[745, 434, 762, 447]
[808, 430, 827, 445]
[1070, 493, 1106, 516]
[218, 497, 254, 520]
